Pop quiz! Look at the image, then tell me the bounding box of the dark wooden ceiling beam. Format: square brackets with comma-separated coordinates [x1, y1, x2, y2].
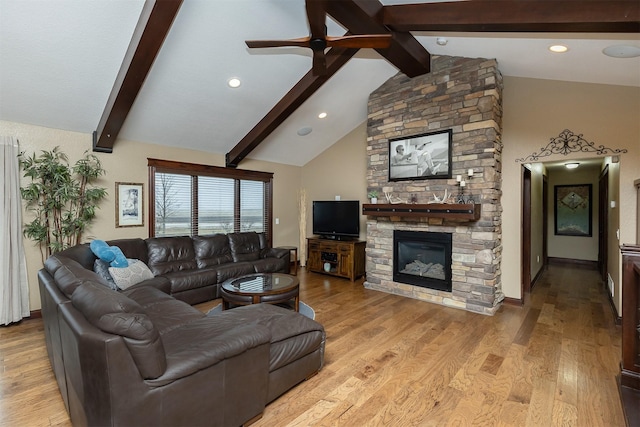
[225, 46, 359, 168]
[93, 0, 183, 153]
[383, 1, 640, 33]
[227, 0, 433, 168]
[325, 0, 430, 77]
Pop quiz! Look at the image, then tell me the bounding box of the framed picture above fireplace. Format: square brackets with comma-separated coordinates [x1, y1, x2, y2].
[554, 184, 592, 237]
[389, 129, 452, 181]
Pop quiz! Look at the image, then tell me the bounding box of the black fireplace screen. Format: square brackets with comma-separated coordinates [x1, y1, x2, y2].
[393, 230, 452, 292]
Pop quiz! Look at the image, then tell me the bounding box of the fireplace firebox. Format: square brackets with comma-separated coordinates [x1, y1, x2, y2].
[393, 230, 452, 292]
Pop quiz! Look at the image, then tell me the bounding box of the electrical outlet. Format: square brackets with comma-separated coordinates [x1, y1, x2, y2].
[275, 218, 279, 225]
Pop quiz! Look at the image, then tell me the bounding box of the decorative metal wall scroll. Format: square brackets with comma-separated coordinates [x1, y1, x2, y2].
[516, 129, 627, 163]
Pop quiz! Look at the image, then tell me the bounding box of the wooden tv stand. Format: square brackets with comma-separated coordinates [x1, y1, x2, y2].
[306, 238, 366, 281]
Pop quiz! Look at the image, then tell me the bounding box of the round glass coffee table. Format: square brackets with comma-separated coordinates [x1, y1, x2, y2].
[220, 273, 300, 312]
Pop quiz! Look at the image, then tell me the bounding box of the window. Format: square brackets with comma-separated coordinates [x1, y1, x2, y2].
[148, 159, 273, 242]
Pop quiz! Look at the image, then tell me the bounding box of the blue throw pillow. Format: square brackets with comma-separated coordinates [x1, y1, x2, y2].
[90, 240, 128, 268]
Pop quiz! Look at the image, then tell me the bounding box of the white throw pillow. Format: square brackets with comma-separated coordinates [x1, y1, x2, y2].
[108, 259, 154, 290]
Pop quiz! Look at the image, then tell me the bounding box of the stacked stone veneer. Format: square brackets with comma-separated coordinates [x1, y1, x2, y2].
[365, 56, 504, 315]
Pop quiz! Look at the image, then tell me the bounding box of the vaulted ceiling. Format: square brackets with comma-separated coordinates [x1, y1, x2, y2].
[1, 0, 638, 167]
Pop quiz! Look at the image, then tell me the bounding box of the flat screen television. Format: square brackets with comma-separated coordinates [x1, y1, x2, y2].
[312, 200, 360, 240]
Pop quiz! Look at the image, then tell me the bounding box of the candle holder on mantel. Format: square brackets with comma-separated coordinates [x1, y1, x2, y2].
[455, 168, 475, 204]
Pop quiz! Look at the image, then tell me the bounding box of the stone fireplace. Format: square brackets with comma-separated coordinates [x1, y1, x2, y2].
[365, 56, 504, 315]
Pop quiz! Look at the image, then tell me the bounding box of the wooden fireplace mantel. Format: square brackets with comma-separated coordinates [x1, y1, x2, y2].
[362, 203, 481, 221]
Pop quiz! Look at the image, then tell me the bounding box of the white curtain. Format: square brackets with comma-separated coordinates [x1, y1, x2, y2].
[1, 136, 30, 325]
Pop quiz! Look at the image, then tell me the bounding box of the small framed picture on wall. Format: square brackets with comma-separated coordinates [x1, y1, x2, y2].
[115, 182, 143, 227]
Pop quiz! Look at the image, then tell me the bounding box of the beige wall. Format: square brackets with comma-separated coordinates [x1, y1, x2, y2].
[606, 159, 621, 305]
[301, 122, 369, 242]
[2, 120, 301, 310]
[528, 163, 545, 279]
[502, 77, 639, 314]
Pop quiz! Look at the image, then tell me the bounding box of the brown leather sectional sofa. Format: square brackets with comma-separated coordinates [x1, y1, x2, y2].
[38, 232, 325, 426]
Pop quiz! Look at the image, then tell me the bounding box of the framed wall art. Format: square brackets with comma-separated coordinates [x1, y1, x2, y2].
[554, 183, 592, 237]
[389, 129, 452, 181]
[115, 182, 143, 227]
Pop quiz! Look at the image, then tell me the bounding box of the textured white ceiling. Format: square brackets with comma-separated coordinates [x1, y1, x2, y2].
[1, 0, 638, 167]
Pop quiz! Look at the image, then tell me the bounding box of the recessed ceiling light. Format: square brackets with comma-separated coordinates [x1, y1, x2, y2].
[297, 127, 312, 136]
[436, 37, 448, 46]
[565, 162, 579, 169]
[227, 78, 241, 88]
[603, 45, 640, 58]
[549, 45, 568, 53]
[318, 112, 327, 119]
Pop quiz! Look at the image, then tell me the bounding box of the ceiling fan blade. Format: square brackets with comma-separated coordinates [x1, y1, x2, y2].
[306, 0, 326, 39]
[312, 49, 327, 75]
[326, 34, 392, 49]
[246, 37, 311, 49]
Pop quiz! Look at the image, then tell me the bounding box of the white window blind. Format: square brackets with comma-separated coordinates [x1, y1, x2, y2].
[154, 173, 192, 237]
[198, 177, 234, 235]
[240, 180, 265, 233]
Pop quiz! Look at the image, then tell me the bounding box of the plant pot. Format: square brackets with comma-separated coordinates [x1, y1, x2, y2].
[370, 197, 378, 204]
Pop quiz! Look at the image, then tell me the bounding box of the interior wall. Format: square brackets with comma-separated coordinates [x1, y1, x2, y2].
[301, 122, 369, 241]
[605, 159, 621, 307]
[546, 164, 600, 261]
[529, 163, 545, 279]
[2, 120, 302, 311]
[502, 77, 639, 314]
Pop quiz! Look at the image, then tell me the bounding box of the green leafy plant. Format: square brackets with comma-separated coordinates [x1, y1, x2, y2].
[368, 190, 379, 199]
[19, 146, 107, 262]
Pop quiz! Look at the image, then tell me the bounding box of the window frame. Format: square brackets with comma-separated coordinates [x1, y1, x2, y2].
[148, 158, 273, 244]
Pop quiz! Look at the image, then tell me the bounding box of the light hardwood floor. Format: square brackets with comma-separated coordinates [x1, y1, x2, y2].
[0, 264, 627, 426]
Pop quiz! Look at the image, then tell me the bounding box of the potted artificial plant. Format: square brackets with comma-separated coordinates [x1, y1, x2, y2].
[19, 146, 107, 263]
[368, 190, 379, 204]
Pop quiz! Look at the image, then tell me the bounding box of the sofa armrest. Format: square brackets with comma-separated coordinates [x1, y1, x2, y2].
[260, 247, 289, 260]
[124, 276, 171, 294]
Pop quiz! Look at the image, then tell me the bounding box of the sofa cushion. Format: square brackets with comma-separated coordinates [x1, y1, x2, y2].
[216, 262, 256, 283]
[161, 268, 219, 294]
[71, 281, 167, 379]
[124, 285, 204, 335]
[146, 236, 197, 275]
[208, 304, 325, 372]
[53, 243, 96, 270]
[193, 234, 233, 268]
[252, 258, 287, 273]
[107, 238, 149, 264]
[108, 259, 155, 290]
[44, 254, 68, 277]
[258, 233, 269, 250]
[53, 259, 112, 298]
[147, 317, 271, 387]
[228, 232, 261, 262]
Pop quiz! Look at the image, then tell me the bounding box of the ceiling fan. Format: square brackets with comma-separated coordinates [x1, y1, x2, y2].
[245, 0, 392, 75]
